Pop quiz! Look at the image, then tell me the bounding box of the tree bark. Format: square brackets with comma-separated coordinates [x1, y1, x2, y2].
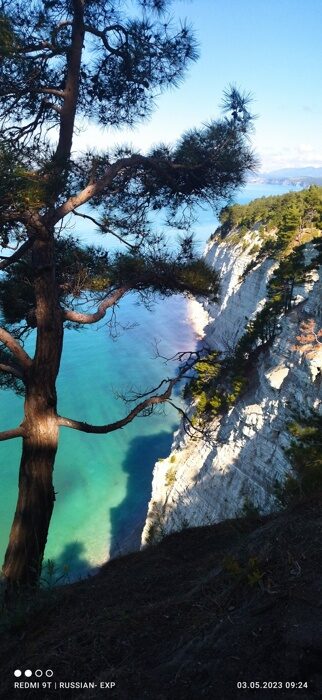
[3, 229, 63, 586]
[2, 410, 58, 586]
[54, 0, 84, 165]
[2, 1, 85, 588]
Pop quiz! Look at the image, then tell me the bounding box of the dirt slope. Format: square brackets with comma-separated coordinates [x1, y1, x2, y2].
[1, 498, 322, 700]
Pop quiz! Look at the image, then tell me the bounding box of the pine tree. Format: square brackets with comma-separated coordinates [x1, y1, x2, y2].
[0, 0, 256, 586]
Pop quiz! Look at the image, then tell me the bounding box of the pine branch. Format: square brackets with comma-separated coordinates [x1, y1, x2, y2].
[52, 151, 179, 224]
[72, 210, 138, 250]
[0, 239, 33, 271]
[84, 24, 124, 56]
[52, 156, 140, 222]
[167, 400, 210, 441]
[0, 426, 24, 442]
[62, 286, 129, 324]
[57, 351, 201, 434]
[39, 88, 66, 98]
[0, 363, 24, 380]
[0, 327, 32, 369]
[43, 100, 63, 115]
[58, 378, 176, 434]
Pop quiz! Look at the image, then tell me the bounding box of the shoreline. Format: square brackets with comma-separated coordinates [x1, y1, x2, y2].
[186, 296, 210, 340]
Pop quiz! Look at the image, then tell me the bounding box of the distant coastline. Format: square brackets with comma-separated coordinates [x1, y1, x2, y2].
[249, 166, 322, 188]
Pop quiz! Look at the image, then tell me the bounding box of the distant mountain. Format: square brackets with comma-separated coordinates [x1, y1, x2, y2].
[264, 166, 322, 178]
[250, 166, 322, 186]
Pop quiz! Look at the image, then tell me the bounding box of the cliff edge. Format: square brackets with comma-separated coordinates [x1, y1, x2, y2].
[142, 189, 322, 545]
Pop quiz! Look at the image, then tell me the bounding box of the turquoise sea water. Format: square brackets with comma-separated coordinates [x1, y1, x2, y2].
[0, 182, 298, 578]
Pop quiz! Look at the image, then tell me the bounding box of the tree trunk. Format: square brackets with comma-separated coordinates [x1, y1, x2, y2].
[2, 407, 58, 586]
[3, 228, 63, 587]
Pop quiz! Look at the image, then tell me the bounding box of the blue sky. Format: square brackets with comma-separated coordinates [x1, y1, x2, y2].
[75, 0, 322, 172]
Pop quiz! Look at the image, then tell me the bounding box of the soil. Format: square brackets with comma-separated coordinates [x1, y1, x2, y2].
[1, 496, 322, 700]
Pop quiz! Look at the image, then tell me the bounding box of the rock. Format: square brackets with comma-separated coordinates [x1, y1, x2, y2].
[265, 365, 290, 390]
[142, 230, 322, 547]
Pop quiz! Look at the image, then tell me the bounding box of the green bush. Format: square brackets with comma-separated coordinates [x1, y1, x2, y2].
[218, 186, 322, 248]
[249, 243, 260, 255]
[165, 465, 177, 488]
[240, 498, 260, 519]
[276, 413, 322, 506]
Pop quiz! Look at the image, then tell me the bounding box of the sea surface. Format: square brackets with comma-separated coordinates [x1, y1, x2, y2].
[0, 182, 299, 580]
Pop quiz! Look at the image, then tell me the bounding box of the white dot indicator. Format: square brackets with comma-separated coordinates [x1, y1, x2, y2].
[46, 670, 54, 677]
[14, 670, 22, 677]
[35, 670, 43, 677]
[25, 670, 32, 677]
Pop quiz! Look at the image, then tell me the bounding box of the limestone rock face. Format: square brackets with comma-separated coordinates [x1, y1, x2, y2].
[142, 232, 322, 545]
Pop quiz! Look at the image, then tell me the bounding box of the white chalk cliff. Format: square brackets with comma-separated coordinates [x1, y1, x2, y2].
[142, 228, 322, 544]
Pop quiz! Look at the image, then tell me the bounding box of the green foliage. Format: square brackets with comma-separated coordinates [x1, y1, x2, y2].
[145, 501, 166, 545]
[218, 186, 322, 250]
[165, 465, 177, 488]
[288, 414, 322, 496]
[0, 0, 199, 130]
[0, 241, 219, 331]
[237, 244, 309, 353]
[0, 142, 51, 245]
[192, 352, 221, 386]
[40, 558, 70, 587]
[223, 554, 264, 587]
[276, 413, 322, 506]
[0, 13, 16, 57]
[246, 557, 264, 587]
[0, 3, 257, 343]
[0, 238, 111, 326]
[0, 0, 261, 589]
[249, 243, 260, 256]
[240, 498, 260, 519]
[223, 554, 242, 576]
[187, 351, 226, 418]
[0, 346, 25, 395]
